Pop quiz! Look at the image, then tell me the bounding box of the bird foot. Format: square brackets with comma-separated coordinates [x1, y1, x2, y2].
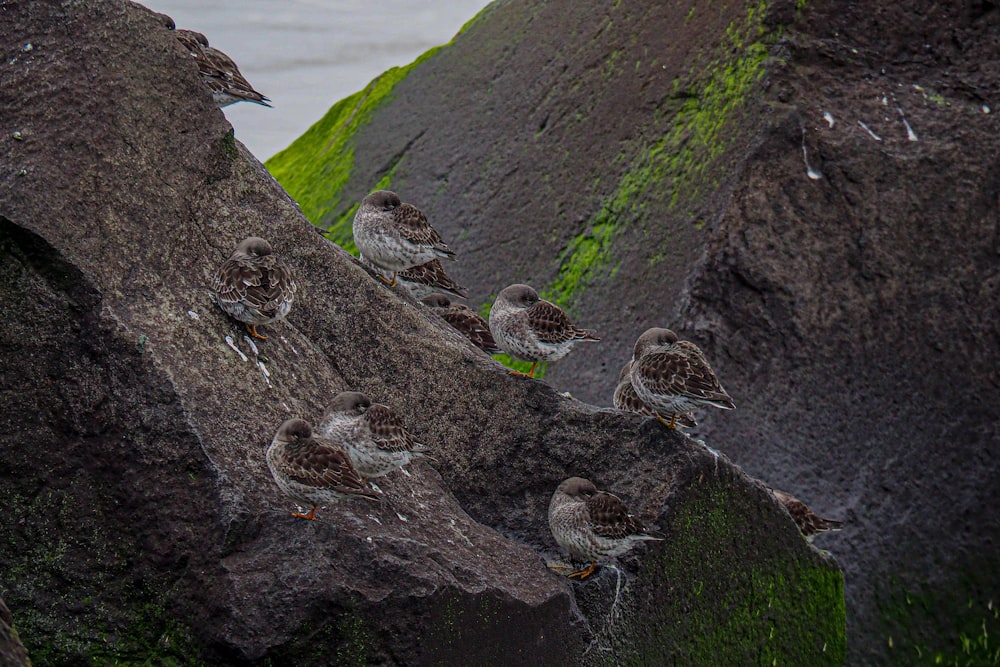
[567, 562, 598, 580]
[655, 414, 678, 430]
[376, 272, 398, 287]
[291, 507, 317, 521]
[245, 323, 268, 341]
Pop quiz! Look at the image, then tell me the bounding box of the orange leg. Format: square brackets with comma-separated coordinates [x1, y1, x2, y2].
[377, 272, 398, 287]
[507, 361, 539, 378]
[567, 562, 597, 580]
[291, 506, 317, 521]
[655, 413, 678, 430]
[245, 323, 268, 341]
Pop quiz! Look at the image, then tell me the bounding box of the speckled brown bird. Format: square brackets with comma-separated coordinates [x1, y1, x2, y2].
[212, 237, 296, 340]
[772, 489, 844, 541]
[422, 293, 502, 354]
[548, 477, 663, 579]
[613, 359, 696, 428]
[175, 28, 271, 107]
[353, 190, 455, 287]
[489, 284, 599, 378]
[397, 259, 468, 299]
[266, 419, 378, 520]
[318, 392, 431, 480]
[629, 328, 734, 428]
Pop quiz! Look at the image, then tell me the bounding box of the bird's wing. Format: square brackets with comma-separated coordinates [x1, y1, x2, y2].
[393, 204, 451, 252]
[364, 404, 420, 454]
[443, 306, 502, 353]
[634, 344, 731, 405]
[525, 299, 586, 344]
[283, 440, 373, 496]
[587, 491, 646, 539]
[399, 260, 468, 297]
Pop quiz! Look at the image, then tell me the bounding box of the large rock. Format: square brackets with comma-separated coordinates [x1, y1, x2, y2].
[0, 597, 31, 667]
[268, 0, 1000, 663]
[0, 1, 843, 664]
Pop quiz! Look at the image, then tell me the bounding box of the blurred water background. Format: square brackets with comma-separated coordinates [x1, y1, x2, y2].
[143, 0, 493, 160]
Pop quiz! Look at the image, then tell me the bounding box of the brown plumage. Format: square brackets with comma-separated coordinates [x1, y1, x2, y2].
[548, 477, 663, 579]
[630, 328, 734, 428]
[175, 28, 271, 108]
[353, 190, 456, 286]
[489, 284, 599, 377]
[393, 203, 453, 254]
[772, 490, 845, 541]
[211, 237, 296, 340]
[397, 259, 468, 299]
[266, 419, 378, 520]
[318, 392, 430, 479]
[422, 293, 502, 354]
[613, 360, 696, 428]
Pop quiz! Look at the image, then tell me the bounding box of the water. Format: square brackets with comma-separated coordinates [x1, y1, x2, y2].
[143, 0, 493, 160]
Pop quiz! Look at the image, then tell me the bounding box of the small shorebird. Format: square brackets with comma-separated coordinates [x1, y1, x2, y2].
[211, 237, 296, 340]
[489, 284, 599, 378]
[629, 328, 734, 428]
[352, 190, 455, 288]
[548, 477, 663, 580]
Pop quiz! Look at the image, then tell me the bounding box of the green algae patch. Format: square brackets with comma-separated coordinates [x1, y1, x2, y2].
[0, 485, 203, 666]
[610, 476, 847, 666]
[268, 611, 376, 666]
[878, 565, 1000, 666]
[546, 0, 779, 310]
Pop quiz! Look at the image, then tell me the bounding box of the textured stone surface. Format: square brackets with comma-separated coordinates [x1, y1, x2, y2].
[0, 597, 31, 667]
[0, 1, 843, 664]
[268, 0, 1000, 663]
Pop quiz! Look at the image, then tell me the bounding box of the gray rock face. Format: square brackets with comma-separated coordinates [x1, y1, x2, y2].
[269, 0, 1000, 663]
[0, 1, 843, 665]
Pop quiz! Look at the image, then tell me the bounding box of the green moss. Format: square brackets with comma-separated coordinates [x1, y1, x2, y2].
[333, 614, 373, 666]
[266, 612, 374, 666]
[878, 567, 1000, 665]
[0, 485, 202, 666]
[221, 130, 237, 159]
[454, 2, 495, 37]
[621, 482, 847, 665]
[544, 0, 780, 308]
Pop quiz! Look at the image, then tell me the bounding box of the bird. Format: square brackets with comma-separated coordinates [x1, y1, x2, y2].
[548, 477, 663, 580]
[629, 328, 734, 428]
[772, 489, 845, 541]
[488, 284, 599, 378]
[421, 293, 502, 354]
[360, 255, 468, 299]
[317, 391, 431, 480]
[396, 260, 469, 299]
[613, 359, 697, 428]
[211, 237, 296, 340]
[352, 190, 455, 288]
[174, 28, 272, 108]
[266, 419, 378, 520]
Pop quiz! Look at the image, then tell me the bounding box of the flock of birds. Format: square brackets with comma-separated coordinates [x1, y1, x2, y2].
[178, 17, 843, 579]
[211, 189, 843, 578]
